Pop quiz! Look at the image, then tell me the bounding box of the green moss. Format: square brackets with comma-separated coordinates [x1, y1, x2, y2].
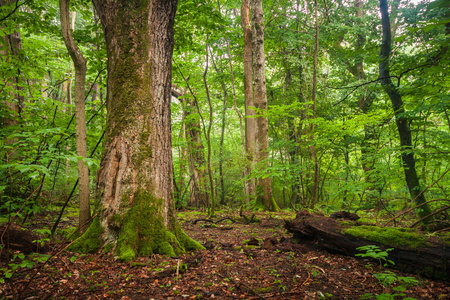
[244, 245, 259, 250]
[254, 287, 272, 293]
[119, 247, 136, 262]
[69, 217, 104, 253]
[116, 190, 161, 261]
[115, 189, 203, 262]
[270, 197, 280, 212]
[157, 241, 176, 257]
[109, 213, 122, 229]
[345, 225, 429, 249]
[178, 228, 205, 251]
[103, 243, 113, 254]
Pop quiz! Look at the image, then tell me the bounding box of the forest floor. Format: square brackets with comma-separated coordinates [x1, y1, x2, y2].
[1, 209, 449, 299]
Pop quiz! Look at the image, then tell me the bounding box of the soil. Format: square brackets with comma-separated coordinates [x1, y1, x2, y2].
[1, 210, 449, 299]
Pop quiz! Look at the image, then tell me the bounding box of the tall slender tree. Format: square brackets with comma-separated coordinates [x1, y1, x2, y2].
[241, 0, 256, 203]
[379, 0, 432, 222]
[251, 0, 275, 210]
[59, 0, 90, 233]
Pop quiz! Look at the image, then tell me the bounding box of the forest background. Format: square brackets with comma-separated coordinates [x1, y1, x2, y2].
[1, 0, 449, 236]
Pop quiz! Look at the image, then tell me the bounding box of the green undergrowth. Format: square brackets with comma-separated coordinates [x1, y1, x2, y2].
[437, 232, 450, 246]
[344, 225, 430, 249]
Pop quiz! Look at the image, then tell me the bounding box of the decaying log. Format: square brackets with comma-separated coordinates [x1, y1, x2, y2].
[0, 223, 49, 255]
[285, 211, 450, 280]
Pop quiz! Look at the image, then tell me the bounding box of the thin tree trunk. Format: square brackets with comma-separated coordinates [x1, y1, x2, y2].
[177, 71, 209, 209]
[210, 49, 227, 206]
[241, 0, 256, 203]
[379, 0, 432, 222]
[59, 0, 90, 233]
[309, 0, 319, 208]
[251, 0, 274, 210]
[203, 44, 216, 217]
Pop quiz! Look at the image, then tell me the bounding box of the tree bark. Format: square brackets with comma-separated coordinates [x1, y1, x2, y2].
[309, 0, 320, 208]
[210, 50, 227, 206]
[241, 0, 256, 203]
[59, 0, 90, 234]
[202, 44, 216, 217]
[379, 0, 432, 222]
[73, 0, 203, 261]
[251, 0, 274, 210]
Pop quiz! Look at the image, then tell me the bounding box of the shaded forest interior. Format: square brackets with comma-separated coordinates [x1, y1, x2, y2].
[1, 0, 450, 298]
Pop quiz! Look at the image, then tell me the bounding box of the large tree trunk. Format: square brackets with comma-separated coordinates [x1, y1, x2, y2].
[241, 0, 256, 203]
[72, 0, 203, 261]
[251, 0, 274, 210]
[59, 0, 90, 234]
[379, 0, 432, 222]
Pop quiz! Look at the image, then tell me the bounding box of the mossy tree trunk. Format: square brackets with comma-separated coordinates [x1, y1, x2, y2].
[73, 0, 203, 261]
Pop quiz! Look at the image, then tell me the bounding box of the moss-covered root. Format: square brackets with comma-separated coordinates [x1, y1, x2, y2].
[270, 197, 280, 212]
[178, 229, 205, 251]
[116, 228, 205, 262]
[70, 189, 204, 262]
[68, 217, 104, 253]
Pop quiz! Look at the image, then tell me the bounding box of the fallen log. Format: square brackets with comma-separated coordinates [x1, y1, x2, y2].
[285, 211, 450, 280]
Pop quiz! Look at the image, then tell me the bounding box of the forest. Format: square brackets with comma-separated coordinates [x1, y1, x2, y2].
[0, 0, 449, 299]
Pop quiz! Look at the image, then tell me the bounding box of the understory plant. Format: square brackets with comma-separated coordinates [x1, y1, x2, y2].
[356, 245, 419, 300]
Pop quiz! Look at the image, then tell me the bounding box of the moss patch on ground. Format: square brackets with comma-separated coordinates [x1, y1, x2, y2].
[344, 225, 430, 249]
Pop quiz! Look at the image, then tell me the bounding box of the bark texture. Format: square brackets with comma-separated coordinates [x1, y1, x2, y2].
[251, 0, 274, 210]
[379, 0, 431, 221]
[59, 0, 90, 233]
[241, 0, 256, 202]
[73, 0, 203, 261]
[309, 0, 319, 208]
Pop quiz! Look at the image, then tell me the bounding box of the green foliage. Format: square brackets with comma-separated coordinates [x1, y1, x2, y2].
[0, 252, 50, 284]
[356, 245, 394, 267]
[356, 245, 419, 300]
